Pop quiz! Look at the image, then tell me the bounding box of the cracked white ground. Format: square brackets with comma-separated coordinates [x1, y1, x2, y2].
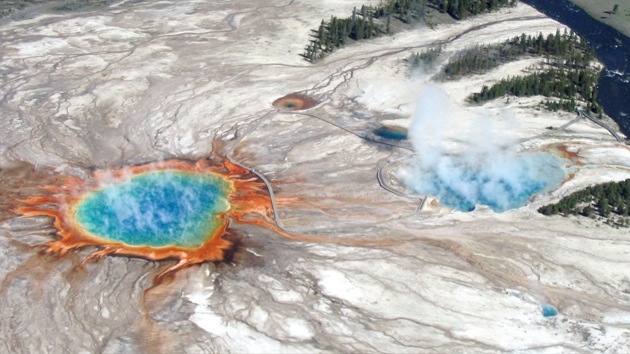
[1, 1, 629, 353]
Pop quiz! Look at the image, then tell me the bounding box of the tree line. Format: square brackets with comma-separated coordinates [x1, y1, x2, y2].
[436, 30, 594, 80]
[469, 67, 602, 114]
[539, 179, 630, 227]
[431, 0, 516, 20]
[441, 30, 605, 115]
[302, 0, 426, 62]
[302, 0, 514, 62]
[407, 46, 443, 67]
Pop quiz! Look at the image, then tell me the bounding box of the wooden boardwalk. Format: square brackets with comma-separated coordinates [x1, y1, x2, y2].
[577, 108, 627, 144]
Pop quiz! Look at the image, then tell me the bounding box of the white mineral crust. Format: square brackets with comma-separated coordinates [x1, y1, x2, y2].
[0, 1, 629, 353]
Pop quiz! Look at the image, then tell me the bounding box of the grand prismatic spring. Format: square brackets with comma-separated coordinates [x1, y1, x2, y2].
[10, 90, 364, 285]
[12, 152, 380, 284]
[14, 156, 289, 282]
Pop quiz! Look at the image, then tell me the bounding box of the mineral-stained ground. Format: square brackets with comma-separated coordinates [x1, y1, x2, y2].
[1, 1, 629, 353]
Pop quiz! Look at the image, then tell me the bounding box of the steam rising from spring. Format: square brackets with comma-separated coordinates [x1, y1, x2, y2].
[401, 86, 566, 212]
[75, 170, 230, 248]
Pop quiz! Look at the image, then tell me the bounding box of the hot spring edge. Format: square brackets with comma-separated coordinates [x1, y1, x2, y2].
[72, 170, 232, 249]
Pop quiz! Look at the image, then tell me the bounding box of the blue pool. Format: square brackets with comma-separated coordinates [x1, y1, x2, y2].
[373, 126, 408, 140]
[542, 304, 559, 317]
[74, 170, 231, 248]
[406, 152, 566, 212]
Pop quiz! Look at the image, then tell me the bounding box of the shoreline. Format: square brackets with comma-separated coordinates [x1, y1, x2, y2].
[568, 0, 630, 38]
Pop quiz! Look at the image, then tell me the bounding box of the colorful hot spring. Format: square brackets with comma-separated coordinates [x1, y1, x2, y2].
[73, 170, 231, 248]
[272, 93, 319, 111]
[373, 125, 408, 140]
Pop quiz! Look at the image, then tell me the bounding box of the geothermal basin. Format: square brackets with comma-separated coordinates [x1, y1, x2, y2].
[2, 1, 629, 352]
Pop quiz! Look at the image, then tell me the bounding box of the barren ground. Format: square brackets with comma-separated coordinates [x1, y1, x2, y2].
[0, 1, 629, 353]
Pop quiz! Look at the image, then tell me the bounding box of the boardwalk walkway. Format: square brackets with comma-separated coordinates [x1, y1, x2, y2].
[577, 108, 626, 143]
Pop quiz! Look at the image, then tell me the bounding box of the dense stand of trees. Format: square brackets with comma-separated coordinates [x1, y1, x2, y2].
[434, 31, 605, 114]
[542, 98, 580, 112]
[408, 46, 443, 67]
[469, 67, 602, 114]
[303, 0, 514, 62]
[302, 0, 426, 62]
[439, 30, 593, 80]
[539, 179, 630, 227]
[431, 0, 516, 20]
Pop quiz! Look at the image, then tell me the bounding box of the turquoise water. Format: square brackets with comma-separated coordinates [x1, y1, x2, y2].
[542, 304, 558, 317]
[74, 170, 231, 248]
[373, 126, 408, 140]
[407, 152, 566, 212]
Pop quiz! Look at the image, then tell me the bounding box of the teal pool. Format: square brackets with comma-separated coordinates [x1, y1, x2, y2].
[74, 170, 231, 248]
[373, 126, 408, 140]
[542, 304, 558, 317]
[405, 152, 566, 212]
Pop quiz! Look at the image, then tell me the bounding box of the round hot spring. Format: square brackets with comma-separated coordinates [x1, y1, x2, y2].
[74, 170, 231, 248]
[373, 125, 408, 140]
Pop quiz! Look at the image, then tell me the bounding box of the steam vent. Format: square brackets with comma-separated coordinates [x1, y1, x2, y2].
[272, 93, 319, 111]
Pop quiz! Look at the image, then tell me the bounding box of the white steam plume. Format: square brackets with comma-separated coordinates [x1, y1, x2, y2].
[400, 86, 566, 212]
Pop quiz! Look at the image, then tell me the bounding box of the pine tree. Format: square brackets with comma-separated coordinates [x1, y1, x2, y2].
[598, 198, 611, 216]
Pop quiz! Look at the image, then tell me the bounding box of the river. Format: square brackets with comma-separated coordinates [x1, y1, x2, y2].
[522, 0, 630, 137]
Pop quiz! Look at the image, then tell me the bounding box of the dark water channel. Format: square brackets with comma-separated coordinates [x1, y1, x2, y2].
[521, 0, 630, 137]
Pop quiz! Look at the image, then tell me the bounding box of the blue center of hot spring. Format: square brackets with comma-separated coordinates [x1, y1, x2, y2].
[74, 170, 231, 248]
[542, 304, 558, 317]
[373, 126, 408, 140]
[406, 152, 566, 212]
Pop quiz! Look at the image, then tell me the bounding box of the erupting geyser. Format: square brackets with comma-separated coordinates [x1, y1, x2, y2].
[14, 156, 288, 281]
[401, 86, 567, 212]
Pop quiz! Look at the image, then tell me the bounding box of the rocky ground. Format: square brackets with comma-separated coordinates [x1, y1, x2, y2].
[0, 1, 629, 353]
